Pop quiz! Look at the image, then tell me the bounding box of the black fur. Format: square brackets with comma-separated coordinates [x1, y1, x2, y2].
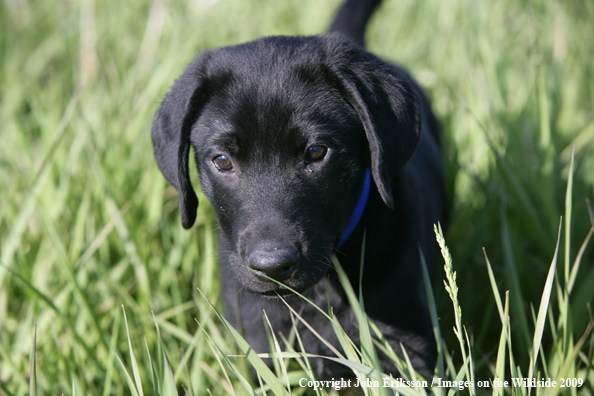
[152, 0, 445, 380]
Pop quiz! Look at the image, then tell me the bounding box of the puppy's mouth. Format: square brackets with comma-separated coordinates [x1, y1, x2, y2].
[242, 255, 330, 297]
[260, 287, 296, 298]
[245, 267, 304, 297]
[235, 240, 336, 296]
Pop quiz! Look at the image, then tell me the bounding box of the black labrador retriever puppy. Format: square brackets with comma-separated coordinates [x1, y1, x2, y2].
[152, 0, 445, 380]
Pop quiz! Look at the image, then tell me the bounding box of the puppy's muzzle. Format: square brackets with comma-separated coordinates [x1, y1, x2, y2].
[248, 243, 299, 283]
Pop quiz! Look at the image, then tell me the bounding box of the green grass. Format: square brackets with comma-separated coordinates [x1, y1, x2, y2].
[1, 0, 593, 394]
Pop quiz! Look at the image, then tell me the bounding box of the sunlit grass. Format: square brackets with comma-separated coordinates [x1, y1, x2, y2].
[1, 0, 594, 394]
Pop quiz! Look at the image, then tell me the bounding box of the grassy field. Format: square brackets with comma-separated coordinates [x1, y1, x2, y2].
[1, 0, 593, 394]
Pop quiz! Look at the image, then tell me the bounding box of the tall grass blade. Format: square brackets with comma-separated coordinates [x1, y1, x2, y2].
[122, 305, 144, 396]
[262, 310, 291, 394]
[330, 308, 362, 363]
[276, 293, 346, 360]
[196, 320, 246, 396]
[144, 333, 159, 393]
[493, 292, 509, 396]
[434, 223, 474, 395]
[161, 346, 179, 396]
[564, 147, 575, 287]
[331, 255, 382, 378]
[567, 223, 594, 294]
[527, 221, 562, 394]
[558, 147, 576, 360]
[181, 348, 195, 396]
[463, 327, 476, 395]
[398, 344, 427, 395]
[196, 288, 289, 396]
[278, 329, 319, 395]
[113, 348, 141, 396]
[369, 322, 410, 380]
[151, 312, 179, 396]
[483, 249, 504, 324]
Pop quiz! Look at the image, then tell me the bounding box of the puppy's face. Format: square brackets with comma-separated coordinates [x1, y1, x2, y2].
[152, 34, 422, 295]
[192, 64, 368, 294]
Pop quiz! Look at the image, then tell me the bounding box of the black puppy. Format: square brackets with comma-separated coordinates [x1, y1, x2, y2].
[152, 0, 445, 380]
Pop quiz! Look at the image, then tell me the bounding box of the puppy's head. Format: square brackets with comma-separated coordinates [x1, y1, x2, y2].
[152, 34, 421, 294]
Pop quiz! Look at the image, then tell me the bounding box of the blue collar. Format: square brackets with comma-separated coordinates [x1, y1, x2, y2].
[337, 168, 371, 248]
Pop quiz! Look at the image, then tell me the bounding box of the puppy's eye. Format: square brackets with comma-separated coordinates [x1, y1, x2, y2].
[305, 145, 327, 163]
[213, 155, 233, 171]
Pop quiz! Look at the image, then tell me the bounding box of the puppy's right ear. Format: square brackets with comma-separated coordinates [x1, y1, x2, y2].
[152, 52, 212, 229]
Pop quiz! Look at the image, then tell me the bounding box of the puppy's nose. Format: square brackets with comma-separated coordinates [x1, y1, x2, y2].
[248, 243, 298, 282]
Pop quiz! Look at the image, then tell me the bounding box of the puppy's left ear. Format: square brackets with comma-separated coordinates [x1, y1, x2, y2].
[152, 52, 212, 229]
[326, 39, 421, 209]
